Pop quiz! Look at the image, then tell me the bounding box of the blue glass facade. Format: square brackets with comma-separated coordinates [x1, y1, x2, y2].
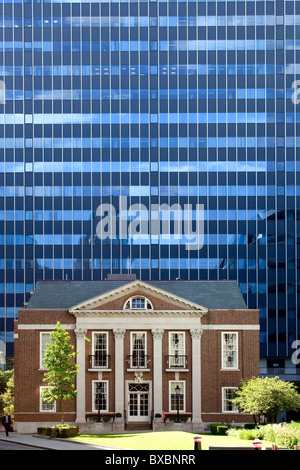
[0, 0, 300, 367]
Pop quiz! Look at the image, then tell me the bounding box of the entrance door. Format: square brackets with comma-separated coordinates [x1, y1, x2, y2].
[128, 383, 149, 422]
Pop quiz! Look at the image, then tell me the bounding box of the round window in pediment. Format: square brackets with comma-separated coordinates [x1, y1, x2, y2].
[124, 296, 153, 310]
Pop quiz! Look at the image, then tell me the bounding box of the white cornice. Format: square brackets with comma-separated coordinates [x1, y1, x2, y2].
[69, 280, 208, 314]
[71, 309, 205, 318]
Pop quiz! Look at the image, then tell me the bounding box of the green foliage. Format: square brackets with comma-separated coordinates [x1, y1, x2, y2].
[0, 371, 14, 418]
[231, 376, 300, 424]
[210, 423, 230, 435]
[37, 424, 79, 438]
[41, 322, 79, 423]
[217, 425, 229, 436]
[227, 427, 263, 441]
[227, 422, 300, 450]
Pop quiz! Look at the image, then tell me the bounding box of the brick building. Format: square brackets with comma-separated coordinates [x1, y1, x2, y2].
[14, 276, 260, 433]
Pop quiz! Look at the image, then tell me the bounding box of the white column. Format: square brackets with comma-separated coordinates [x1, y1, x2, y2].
[75, 327, 87, 424]
[151, 328, 164, 416]
[113, 328, 126, 415]
[190, 328, 203, 424]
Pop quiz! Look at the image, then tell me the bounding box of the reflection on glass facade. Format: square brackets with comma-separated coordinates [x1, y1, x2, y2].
[0, 0, 299, 367]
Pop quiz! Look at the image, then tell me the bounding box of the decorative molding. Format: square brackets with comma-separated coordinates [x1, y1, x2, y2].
[74, 327, 87, 339]
[69, 280, 208, 314]
[190, 328, 203, 339]
[17, 324, 75, 330]
[113, 328, 126, 339]
[151, 328, 164, 339]
[71, 310, 204, 318]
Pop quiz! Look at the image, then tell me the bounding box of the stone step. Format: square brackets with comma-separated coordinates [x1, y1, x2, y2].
[125, 422, 152, 431]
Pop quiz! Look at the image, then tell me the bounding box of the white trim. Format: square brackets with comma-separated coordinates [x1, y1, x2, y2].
[69, 280, 208, 313]
[126, 380, 152, 423]
[18, 322, 259, 330]
[124, 296, 153, 310]
[221, 332, 239, 370]
[40, 331, 52, 369]
[130, 331, 147, 369]
[222, 387, 239, 414]
[18, 324, 75, 330]
[40, 386, 56, 413]
[169, 380, 186, 413]
[92, 380, 109, 413]
[169, 331, 186, 356]
[203, 325, 259, 330]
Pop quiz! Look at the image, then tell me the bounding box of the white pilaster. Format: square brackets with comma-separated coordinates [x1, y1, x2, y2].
[113, 328, 126, 415]
[151, 328, 164, 416]
[75, 327, 87, 424]
[190, 328, 203, 424]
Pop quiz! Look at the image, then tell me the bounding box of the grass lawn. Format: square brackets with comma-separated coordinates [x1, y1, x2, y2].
[69, 431, 273, 450]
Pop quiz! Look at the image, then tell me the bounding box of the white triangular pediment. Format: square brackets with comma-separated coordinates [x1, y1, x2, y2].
[69, 280, 208, 314]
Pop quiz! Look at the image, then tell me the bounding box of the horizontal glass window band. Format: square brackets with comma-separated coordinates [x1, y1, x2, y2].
[0, 136, 297, 149]
[5, 88, 282, 101]
[2, 112, 296, 126]
[0, 184, 293, 199]
[0, 161, 297, 173]
[0, 208, 278, 222]
[0, 62, 294, 76]
[3, 14, 295, 29]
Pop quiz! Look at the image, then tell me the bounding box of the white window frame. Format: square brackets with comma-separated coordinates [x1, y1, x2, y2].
[92, 332, 109, 369]
[168, 332, 186, 368]
[221, 332, 239, 370]
[92, 380, 109, 413]
[222, 387, 239, 413]
[169, 380, 186, 413]
[40, 332, 52, 369]
[124, 296, 153, 310]
[40, 386, 56, 413]
[130, 331, 147, 369]
[169, 332, 185, 355]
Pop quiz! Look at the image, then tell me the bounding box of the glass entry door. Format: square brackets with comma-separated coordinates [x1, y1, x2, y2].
[128, 383, 149, 422]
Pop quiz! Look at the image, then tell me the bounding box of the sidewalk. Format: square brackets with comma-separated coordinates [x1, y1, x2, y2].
[0, 432, 131, 451]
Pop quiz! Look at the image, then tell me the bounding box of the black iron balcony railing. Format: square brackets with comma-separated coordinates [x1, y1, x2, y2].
[165, 355, 188, 369]
[127, 354, 151, 369]
[89, 354, 111, 370]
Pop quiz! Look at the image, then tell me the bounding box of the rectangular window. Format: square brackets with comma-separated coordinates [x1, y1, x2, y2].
[169, 332, 186, 368]
[130, 332, 147, 368]
[222, 332, 238, 369]
[92, 332, 108, 368]
[169, 381, 185, 413]
[93, 381, 108, 413]
[222, 387, 239, 413]
[40, 387, 56, 412]
[40, 332, 52, 369]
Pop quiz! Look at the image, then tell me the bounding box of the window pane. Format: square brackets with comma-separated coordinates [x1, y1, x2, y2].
[222, 333, 238, 368]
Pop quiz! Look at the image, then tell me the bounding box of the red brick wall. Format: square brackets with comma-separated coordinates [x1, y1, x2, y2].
[14, 303, 260, 424]
[14, 311, 76, 422]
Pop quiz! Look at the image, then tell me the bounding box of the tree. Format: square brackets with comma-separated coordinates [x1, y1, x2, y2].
[41, 322, 79, 423]
[231, 376, 300, 424]
[2, 373, 14, 418]
[0, 369, 14, 417]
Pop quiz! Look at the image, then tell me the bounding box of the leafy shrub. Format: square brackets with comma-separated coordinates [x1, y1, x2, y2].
[210, 423, 230, 435]
[102, 415, 111, 423]
[227, 427, 263, 440]
[228, 422, 300, 450]
[260, 423, 300, 450]
[244, 423, 256, 430]
[217, 425, 228, 436]
[37, 425, 78, 438]
[210, 423, 223, 434]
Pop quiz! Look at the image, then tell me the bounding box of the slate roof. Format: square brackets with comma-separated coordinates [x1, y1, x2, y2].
[26, 279, 247, 310]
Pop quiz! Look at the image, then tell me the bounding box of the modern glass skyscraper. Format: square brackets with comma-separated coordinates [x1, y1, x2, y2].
[0, 0, 299, 375]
